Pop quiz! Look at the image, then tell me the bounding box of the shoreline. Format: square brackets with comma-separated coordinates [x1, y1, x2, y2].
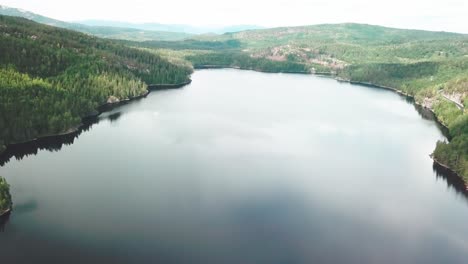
[0, 80, 192, 157]
[314, 77, 465, 182]
[148, 80, 192, 90]
[195, 66, 451, 129]
[0, 208, 11, 218]
[432, 157, 468, 190]
[194, 65, 311, 74]
[194, 66, 465, 182]
[1, 67, 464, 185]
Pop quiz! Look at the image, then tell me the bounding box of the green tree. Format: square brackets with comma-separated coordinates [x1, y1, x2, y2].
[0, 177, 12, 213]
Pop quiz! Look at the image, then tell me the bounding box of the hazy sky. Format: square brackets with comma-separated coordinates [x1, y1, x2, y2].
[2, 0, 468, 33]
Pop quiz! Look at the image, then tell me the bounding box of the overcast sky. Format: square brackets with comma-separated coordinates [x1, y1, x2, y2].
[2, 0, 468, 33]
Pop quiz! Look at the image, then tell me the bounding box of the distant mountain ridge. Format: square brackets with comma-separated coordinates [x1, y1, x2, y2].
[0, 5, 192, 41]
[77, 20, 265, 34]
[0, 14, 192, 153]
[0, 5, 264, 39]
[0, 4, 71, 28]
[131, 22, 468, 180]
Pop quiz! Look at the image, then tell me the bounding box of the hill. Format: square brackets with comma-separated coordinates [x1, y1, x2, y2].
[78, 20, 264, 34]
[0, 15, 192, 153]
[0, 5, 191, 41]
[130, 23, 468, 180]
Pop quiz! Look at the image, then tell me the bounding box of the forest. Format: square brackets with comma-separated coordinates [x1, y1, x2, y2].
[0, 15, 193, 153]
[129, 24, 468, 180]
[0, 15, 466, 181]
[0, 176, 12, 213]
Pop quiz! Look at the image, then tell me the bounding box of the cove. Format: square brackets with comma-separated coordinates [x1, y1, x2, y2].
[0, 69, 467, 264]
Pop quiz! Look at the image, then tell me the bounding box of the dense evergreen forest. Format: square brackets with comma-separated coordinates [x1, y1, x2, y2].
[0, 5, 192, 41]
[0, 176, 12, 213]
[130, 24, 468, 180]
[0, 15, 192, 153]
[0, 14, 466, 181]
[188, 52, 311, 73]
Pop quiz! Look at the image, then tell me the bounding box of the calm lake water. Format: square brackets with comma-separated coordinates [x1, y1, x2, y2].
[1, 69, 467, 263]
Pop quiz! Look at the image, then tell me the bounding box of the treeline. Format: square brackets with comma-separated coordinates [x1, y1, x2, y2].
[142, 23, 468, 180]
[432, 78, 468, 180]
[339, 61, 467, 179]
[337, 61, 447, 97]
[0, 176, 12, 213]
[340, 62, 439, 87]
[187, 52, 311, 73]
[0, 16, 192, 83]
[123, 39, 243, 51]
[125, 38, 315, 73]
[433, 117, 468, 180]
[0, 15, 192, 152]
[339, 60, 467, 178]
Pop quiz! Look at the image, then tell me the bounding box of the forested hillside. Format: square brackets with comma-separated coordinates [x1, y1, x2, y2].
[0, 15, 192, 153]
[130, 23, 468, 180]
[0, 5, 192, 41]
[0, 14, 466, 181]
[78, 20, 264, 34]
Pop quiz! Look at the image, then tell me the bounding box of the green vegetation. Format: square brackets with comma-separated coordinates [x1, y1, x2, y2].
[0, 15, 192, 152]
[0, 5, 192, 41]
[78, 20, 264, 35]
[80, 27, 191, 42]
[187, 52, 310, 73]
[432, 78, 468, 178]
[129, 23, 468, 180]
[0, 12, 466, 181]
[129, 39, 243, 50]
[0, 177, 12, 213]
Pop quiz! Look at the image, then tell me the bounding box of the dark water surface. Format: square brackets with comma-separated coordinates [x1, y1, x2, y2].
[1, 69, 467, 263]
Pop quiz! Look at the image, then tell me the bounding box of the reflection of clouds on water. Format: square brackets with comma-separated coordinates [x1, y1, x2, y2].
[371, 99, 415, 119]
[315, 122, 359, 137]
[366, 194, 468, 260]
[1, 70, 467, 263]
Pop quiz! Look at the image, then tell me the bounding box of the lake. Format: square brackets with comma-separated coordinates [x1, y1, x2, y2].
[1, 69, 467, 263]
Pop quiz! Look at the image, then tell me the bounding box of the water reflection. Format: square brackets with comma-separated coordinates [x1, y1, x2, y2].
[0, 211, 11, 232]
[14, 200, 39, 214]
[0, 201, 38, 232]
[0, 92, 148, 167]
[413, 104, 450, 138]
[0, 119, 97, 166]
[108, 112, 122, 123]
[433, 162, 468, 200]
[347, 82, 452, 138]
[1, 70, 467, 263]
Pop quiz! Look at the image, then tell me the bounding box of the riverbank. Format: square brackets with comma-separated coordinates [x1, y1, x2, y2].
[194, 65, 311, 74]
[315, 76, 466, 182]
[148, 80, 193, 90]
[343, 80, 451, 129]
[194, 66, 465, 182]
[1, 67, 464, 184]
[0, 80, 192, 158]
[0, 208, 11, 218]
[318, 79, 467, 183]
[432, 157, 468, 190]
